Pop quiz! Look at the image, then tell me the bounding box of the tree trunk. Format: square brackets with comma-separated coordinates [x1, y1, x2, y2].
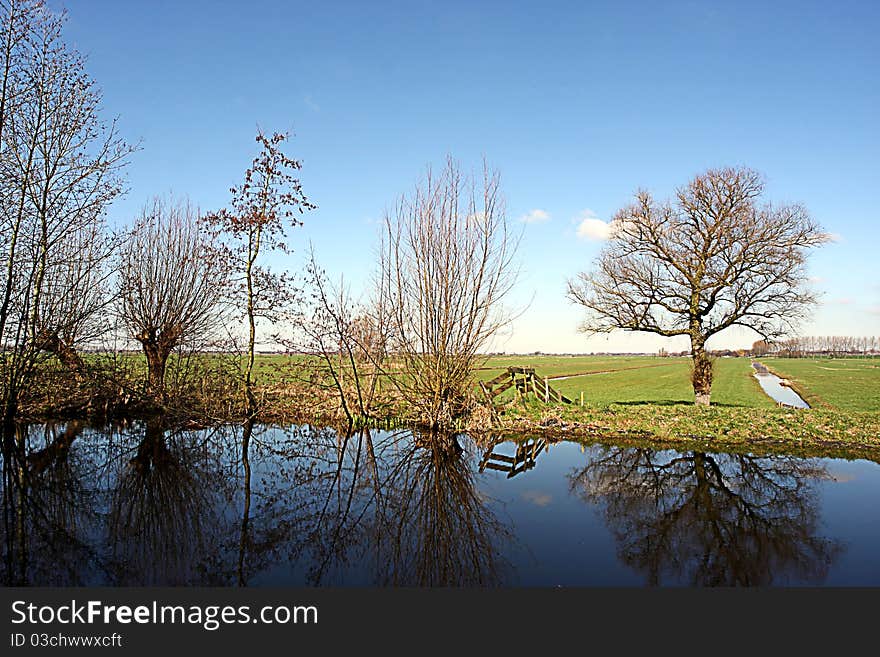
[140, 340, 169, 401]
[34, 329, 85, 376]
[238, 418, 253, 586]
[691, 338, 713, 407]
[130, 417, 169, 475]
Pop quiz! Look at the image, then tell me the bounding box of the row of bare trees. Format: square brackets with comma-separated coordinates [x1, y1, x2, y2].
[115, 131, 317, 416]
[0, 3, 330, 425]
[754, 336, 880, 358]
[0, 4, 322, 423]
[0, 0, 518, 429]
[0, 2, 517, 428]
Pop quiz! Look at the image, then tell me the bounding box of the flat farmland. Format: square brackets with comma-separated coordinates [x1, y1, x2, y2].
[480, 355, 774, 408]
[762, 358, 880, 412]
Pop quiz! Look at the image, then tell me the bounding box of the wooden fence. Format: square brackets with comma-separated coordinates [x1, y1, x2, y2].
[479, 438, 547, 478]
[478, 366, 573, 406]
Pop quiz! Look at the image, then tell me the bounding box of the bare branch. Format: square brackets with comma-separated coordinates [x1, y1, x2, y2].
[567, 166, 829, 406]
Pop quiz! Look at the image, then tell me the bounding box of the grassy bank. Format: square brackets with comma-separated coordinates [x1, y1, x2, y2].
[19, 353, 879, 460]
[473, 354, 879, 459]
[489, 398, 880, 460]
[761, 357, 880, 412]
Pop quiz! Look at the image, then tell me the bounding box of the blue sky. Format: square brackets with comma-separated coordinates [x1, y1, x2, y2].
[53, 0, 879, 352]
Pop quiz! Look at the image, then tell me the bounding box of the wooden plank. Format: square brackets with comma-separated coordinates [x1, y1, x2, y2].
[478, 381, 494, 404]
[487, 372, 511, 387]
[524, 442, 545, 459]
[508, 463, 535, 478]
[490, 380, 514, 396]
[483, 462, 512, 473]
[487, 453, 516, 464]
[478, 381, 502, 426]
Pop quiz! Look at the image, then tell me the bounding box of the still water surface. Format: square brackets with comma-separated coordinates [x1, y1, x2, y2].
[2, 421, 878, 586]
[753, 361, 811, 408]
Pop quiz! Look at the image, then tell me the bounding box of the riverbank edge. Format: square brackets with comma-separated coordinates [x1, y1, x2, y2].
[757, 361, 828, 410]
[16, 389, 880, 463]
[487, 402, 880, 462]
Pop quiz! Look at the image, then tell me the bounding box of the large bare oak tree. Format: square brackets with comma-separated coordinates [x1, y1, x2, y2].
[567, 167, 828, 406]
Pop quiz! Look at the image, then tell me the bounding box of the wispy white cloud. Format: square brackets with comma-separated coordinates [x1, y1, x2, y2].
[519, 209, 550, 224]
[575, 209, 612, 241]
[304, 94, 320, 112]
[826, 232, 843, 243]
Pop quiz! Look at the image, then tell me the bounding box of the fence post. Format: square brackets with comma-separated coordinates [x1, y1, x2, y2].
[544, 377, 549, 403]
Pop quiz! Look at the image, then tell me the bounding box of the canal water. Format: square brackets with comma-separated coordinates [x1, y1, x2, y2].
[2, 421, 878, 586]
[753, 361, 811, 408]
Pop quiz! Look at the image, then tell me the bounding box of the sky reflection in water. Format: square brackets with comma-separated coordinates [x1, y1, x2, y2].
[2, 422, 879, 586]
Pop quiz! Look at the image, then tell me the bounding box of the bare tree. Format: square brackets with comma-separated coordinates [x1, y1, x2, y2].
[567, 167, 829, 406]
[32, 220, 116, 374]
[380, 159, 518, 429]
[118, 198, 222, 400]
[750, 339, 770, 358]
[203, 131, 315, 417]
[291, 247, 390, 424]
[0, 1, 130, 421]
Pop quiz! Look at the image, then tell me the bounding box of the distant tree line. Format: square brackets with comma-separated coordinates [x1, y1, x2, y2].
[753, 336, 879, 358]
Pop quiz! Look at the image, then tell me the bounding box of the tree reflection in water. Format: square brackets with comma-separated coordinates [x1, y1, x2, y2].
[107, 418, 226, 585]
[237, 427, 511, 586]
[371, 430, 509, 586]
[568, 447, 843, 585]
[2, 422, 102, 585]
[3, 423, 850, 587]
[2, 420, 236, 586]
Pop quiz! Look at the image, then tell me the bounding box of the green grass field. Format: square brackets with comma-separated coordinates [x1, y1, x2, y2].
[66, 351, 878, 452]
[554, 357, 773, 408]
[480, 355, 774, 408]
[248, 354, 878, 413]
[761, 358, 880, 412]
[477, 355, 664, 380]
[479, 355, 880, 456]
[95, 350, 878, 416]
